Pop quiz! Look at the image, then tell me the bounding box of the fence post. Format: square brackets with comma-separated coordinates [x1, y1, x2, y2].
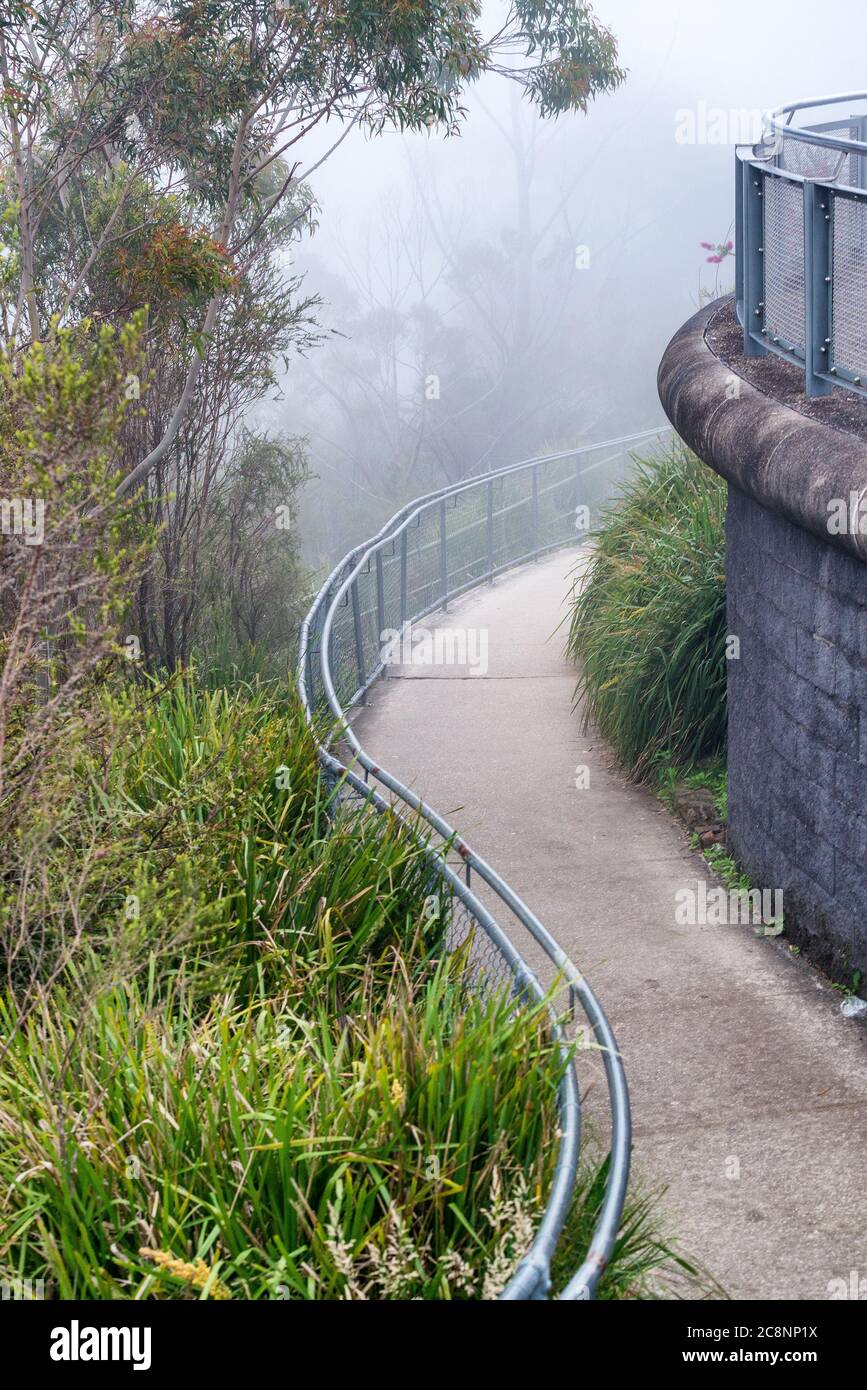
[531, 464, 539, 558]
[742, 161, 769, 359]
[439, 498, 448, 609]
[735, 150, 745, 324]
[803, 180, 834, 398]
[856, 115, 867, 194]
[487, 477, 494, 583]
[399, 528, 408, 629]
[305, 635, 316, 708]
[375, 549, 386, 673]
[375, 549, 385, 639]
[351, 577, 367, 704]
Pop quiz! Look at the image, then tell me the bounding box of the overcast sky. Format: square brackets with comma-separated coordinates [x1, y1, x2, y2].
[301, 0, 867, 290]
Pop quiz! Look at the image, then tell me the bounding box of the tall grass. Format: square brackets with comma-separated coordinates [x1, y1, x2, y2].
[566, 442, 727, 779]
[1, 675, 562, 1298]
[0, 674, 705, 1298]
[0, 962, 563, 1299]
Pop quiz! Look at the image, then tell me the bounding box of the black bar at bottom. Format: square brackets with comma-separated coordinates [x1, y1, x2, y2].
[5, 1297, 861, 1376]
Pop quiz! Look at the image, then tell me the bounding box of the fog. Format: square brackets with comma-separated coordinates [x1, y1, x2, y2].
[255, 0, 867, 567]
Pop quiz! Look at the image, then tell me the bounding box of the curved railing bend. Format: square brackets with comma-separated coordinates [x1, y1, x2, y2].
[736, 92, 867, 397]
[297, 428, 669, 1300]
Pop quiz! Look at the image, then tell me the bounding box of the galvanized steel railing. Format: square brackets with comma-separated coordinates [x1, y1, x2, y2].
[297, 428, 669, 1300]
[736, 93, 867, 397]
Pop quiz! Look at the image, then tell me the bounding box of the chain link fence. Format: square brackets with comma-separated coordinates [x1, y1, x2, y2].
[298, 429, 670, 1300]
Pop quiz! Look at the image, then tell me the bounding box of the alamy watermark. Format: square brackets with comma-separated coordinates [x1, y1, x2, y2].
[675, 880, 784, 933]
[1, 1276, 45, 1300]
[827, 1270, 867, 1299]
[380, 623, 488, 676]
[827, 491, 867, 537]
[675, 103, 782, 150]
[0, 496, 44, 545]
[50, 1320, 151, 1371]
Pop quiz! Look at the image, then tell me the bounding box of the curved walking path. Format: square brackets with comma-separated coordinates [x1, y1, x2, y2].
[354, 548, 867, 1300]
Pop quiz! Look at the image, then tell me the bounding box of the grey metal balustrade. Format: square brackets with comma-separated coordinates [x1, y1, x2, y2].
[737, 93, 867, 396]
[297, 427, 670, 1300]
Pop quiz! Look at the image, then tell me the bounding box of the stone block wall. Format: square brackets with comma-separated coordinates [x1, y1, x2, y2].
[726, 484, 867, 986]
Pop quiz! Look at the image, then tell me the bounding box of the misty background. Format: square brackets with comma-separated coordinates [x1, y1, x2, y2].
[253, 0, 867, 571]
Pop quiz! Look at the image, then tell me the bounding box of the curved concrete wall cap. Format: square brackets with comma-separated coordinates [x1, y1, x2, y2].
[658, 296, 867, 564]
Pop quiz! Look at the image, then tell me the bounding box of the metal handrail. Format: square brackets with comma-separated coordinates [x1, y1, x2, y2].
[736, 93, 867, 398]
[297, 427, 670, 1300]
[767, 92, 867, 154]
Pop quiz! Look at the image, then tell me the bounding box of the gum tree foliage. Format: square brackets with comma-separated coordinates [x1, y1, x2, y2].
[195, 431, 310, 680]
[0, 0, 623, 668]
[0, 318, 152, 836]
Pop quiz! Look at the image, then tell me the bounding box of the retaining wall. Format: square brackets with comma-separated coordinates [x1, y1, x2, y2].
[659, 296, 867, 988]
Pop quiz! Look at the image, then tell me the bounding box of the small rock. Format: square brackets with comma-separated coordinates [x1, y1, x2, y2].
[841, 996, 867, 1020]
[670, 785, 720, 828]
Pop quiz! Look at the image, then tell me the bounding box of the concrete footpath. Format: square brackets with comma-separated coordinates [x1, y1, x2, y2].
[353, 549, 867, 1300]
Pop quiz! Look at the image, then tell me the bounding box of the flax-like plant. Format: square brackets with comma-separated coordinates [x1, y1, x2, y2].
[0, 675, 704, 1299]
[0, 962, 562, 1300]
[0, 675, 560, 1299]
[566, 441, 727, 779]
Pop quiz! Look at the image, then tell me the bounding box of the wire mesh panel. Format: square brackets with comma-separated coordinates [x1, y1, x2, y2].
[831, 189, 867, 383]
[328, 581, 362, 706]
[487, 468, 531, 569]
[446, 488, 493, 591]
[778, 126, 858, 181]
[738, 97, 867, 397]
[444, 895, 516, 996]
[763, 172, 806, 355]
[406, 504, 441, 617]
[535, 458, 575, 550]
[379, 540, 403, 651]
[317, 769, 511, 981]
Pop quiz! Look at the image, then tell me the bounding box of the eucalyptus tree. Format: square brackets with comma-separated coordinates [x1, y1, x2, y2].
[0, 1, 625, 673]
[0, 0, 624, 480]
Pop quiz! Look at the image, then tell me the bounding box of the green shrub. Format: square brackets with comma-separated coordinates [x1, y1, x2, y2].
[566, 441, 727, 779]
